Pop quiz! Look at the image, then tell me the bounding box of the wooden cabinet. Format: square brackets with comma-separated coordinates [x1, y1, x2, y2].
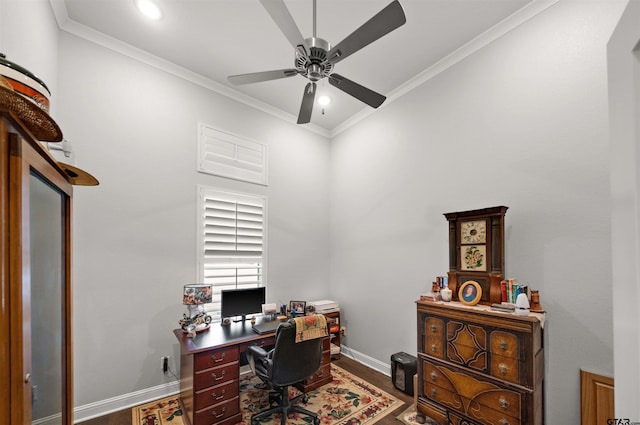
[0, 111, 75, 424]
[416, 301, 545, 425]
[325, 310, 341, 359]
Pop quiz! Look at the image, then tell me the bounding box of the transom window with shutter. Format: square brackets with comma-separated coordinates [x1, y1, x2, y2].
[198, 186, 266, 321]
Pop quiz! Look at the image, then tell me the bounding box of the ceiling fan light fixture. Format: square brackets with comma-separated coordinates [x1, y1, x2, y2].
[317, 95, 331, 106]
[135, 0, 162, 20]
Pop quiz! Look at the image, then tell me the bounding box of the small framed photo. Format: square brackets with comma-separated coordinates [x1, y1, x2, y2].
[458, 280, 482, 306]
[289, 300, 307, 315]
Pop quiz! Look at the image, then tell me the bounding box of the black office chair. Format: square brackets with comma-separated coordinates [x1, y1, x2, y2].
[247, 316, 324, 425]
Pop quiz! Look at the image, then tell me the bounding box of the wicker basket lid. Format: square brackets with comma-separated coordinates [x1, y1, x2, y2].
[0, 79, 62, 142]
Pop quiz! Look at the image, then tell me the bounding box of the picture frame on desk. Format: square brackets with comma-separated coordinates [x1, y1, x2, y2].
[289, 300, 306, 315]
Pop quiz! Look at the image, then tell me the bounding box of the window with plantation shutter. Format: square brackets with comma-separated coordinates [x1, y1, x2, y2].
[198, 186, 266, 321]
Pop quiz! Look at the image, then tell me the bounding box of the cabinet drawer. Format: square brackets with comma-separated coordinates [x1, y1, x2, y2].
[422, 360, 522, 422]
[194, 396, 239, 425]
[490, 331, 519, 359]
[423, 317, 445, 359]
[194, 379, 239, 411]
[194, 362, 239, 391]
[305, 363, 331, 385]
[195, 347, 239, 371]
[238, 335, 276, 353]
[491, 353, 519, 384]
[422, 362, 456, 393]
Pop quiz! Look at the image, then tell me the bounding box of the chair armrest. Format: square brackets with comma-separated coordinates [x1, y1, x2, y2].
[248, 345, 269, 360]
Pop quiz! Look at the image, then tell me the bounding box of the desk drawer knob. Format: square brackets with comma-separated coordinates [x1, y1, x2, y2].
[499, 397, 509, 410]
[499, 340, 508, 351]
[211, 352, 226, 363]
[430, 372, 437, 381]
[212, 389, 226, 400]
[211, 370, 226, 381]
[431, 388, 437, 397]
[430, 324, 437, 332]
[500, 419, 510, 425]
[431, 344, 437, 353]
[499, 364, 508, 375]
[212, 407, 226, 419]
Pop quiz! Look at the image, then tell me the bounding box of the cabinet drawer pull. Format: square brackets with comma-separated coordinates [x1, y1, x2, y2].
[211, 370, 226, 381]
[499, 340, 508, 351]
[431, 388, 437, 397]
[317, 369, 324, 377]
[430, 371, 437, 381]
[499, 397, 509, 410]
[211, 352, 226, 363]
[430, 324, 437, 332]
[431, 344, 437, 353]
[499, 419, 510, 425]
[212, 389, 226, 400]
[499, 364, 508, 375]
[212, 407, 226, 419]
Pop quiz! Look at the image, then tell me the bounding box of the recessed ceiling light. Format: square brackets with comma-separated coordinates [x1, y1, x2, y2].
[317, 95, 331, 106]
[135, 0, 162, 20]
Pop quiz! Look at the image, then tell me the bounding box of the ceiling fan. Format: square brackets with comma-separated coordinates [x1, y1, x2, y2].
[227, 0, 406, 124]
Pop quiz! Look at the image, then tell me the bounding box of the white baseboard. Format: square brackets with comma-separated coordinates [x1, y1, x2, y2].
[339, 344, 392, 377]
[73, 347, 389, 423]
[73, 380, 179, 423]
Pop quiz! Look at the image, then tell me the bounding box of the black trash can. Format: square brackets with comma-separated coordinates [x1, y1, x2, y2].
[391, 351, 417, 396]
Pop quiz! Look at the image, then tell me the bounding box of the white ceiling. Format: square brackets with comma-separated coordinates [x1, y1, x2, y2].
[53, 0, 551, 135]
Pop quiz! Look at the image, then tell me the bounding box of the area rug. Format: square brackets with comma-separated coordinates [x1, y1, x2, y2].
[395, 405, 438, 425]
[132, 364, 402, 425]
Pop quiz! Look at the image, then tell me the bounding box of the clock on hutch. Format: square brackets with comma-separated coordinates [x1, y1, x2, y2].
[444, 206, 508, 305]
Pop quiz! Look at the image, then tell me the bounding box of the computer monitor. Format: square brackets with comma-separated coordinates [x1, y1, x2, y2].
[221, 287, 266, 322]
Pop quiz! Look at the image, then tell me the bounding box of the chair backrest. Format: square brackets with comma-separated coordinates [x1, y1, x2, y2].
[269, 318, 324, 387]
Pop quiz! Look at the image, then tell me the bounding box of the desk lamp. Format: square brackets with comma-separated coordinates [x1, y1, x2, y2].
[180, 284, 213, 335]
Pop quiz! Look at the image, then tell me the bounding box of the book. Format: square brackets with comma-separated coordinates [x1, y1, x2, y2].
[420, 292, 441, 302]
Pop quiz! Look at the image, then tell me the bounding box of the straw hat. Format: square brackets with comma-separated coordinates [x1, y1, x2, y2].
[57, 162, 99, 186]
[0, 75, 62, 142]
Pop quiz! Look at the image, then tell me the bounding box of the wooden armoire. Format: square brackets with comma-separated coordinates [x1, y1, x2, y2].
[0, 110, 74, 425]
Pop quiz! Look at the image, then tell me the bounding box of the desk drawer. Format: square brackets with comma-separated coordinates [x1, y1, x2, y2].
[194, 396, 239, 425]
[194, 379, 239, 411]
[194, 362, 238, 391]
[195, 347, 239, 370]
[238, 336, 276, 353]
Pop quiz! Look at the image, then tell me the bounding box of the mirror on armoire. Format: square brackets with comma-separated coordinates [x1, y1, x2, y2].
[29, 171, 67, 425]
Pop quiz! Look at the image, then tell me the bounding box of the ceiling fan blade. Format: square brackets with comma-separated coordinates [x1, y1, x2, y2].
[260, 0, 307, 54]
[297, 82, 316, 124]
[228, 69, 298, 85]
[328, 73, 386, 108]
[326, 0, 406, 65]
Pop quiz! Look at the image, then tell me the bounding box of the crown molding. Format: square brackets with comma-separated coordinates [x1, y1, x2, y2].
[49, 0, 557, 140]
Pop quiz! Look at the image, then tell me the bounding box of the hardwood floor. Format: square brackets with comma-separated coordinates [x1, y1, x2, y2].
[78, 356, 415, 425]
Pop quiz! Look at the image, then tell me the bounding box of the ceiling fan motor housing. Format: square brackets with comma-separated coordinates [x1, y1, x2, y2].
[296, 37, 333, 81]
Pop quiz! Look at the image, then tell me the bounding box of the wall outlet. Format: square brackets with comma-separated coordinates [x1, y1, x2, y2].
[161, 356, 169, 373]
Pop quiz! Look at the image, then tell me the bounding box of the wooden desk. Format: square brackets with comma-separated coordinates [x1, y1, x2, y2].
[174, 319, 332, 425]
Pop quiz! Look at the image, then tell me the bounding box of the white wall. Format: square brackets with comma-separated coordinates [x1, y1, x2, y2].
[608, 0, 640, 418]
[330, 1, 625, 424]
[53, 32, 331, 411]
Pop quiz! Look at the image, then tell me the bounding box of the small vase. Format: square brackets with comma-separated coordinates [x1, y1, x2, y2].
[441, 287, 452, 302]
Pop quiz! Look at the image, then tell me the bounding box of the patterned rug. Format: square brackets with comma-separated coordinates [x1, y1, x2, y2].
[132, 364, 402, 425]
